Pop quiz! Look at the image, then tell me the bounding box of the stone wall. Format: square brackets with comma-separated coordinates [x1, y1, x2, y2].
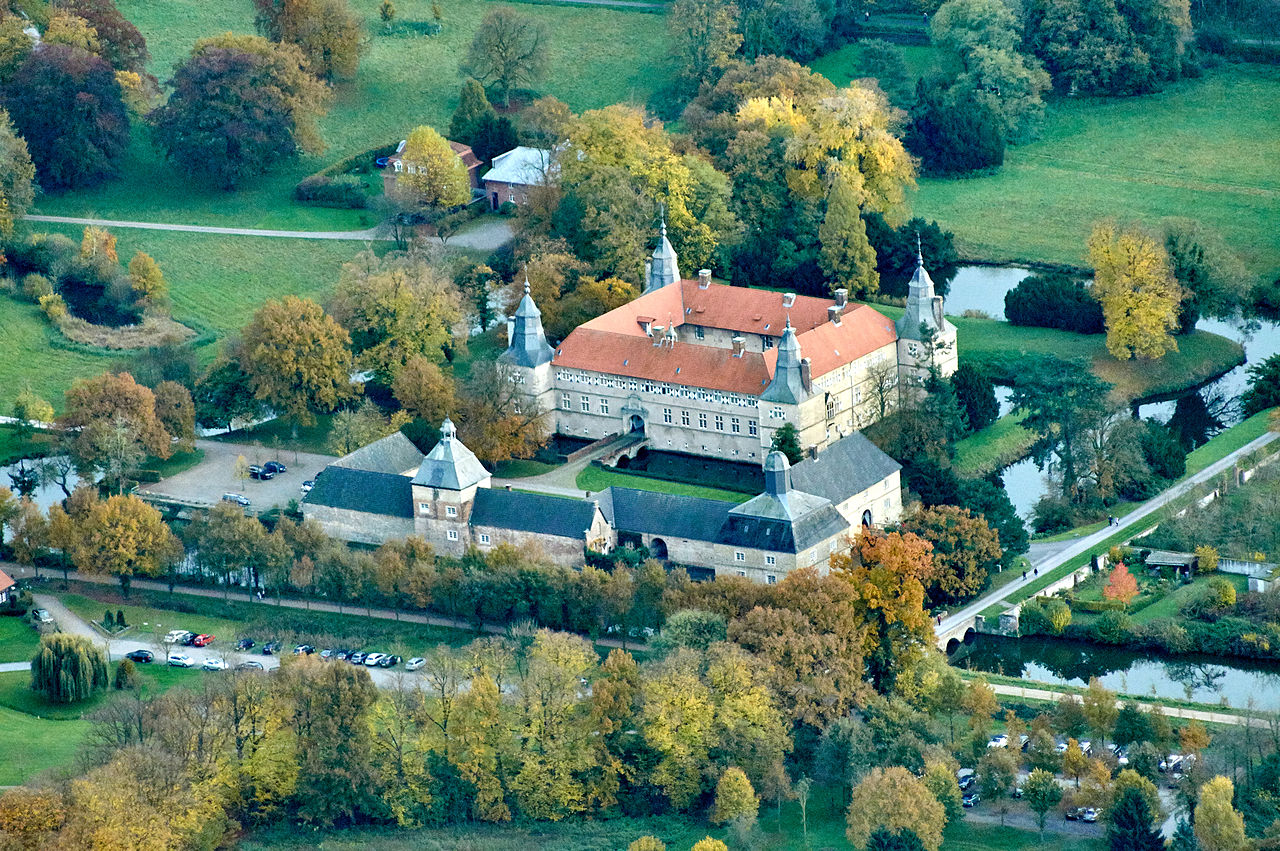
[303, 505, 414, 546]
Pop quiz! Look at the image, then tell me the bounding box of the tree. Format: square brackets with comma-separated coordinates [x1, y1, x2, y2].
[1010, 356, 1112, 502]
[819, 176, 879, 298]
[194, 359, 266, 431]
[127, 251, 167, 307]
[1089, 221, 1184, 361]
[461, 7, 548, 107]
[845, 766, 945, 851]
[44, 13, 101, 56]
[950, 363, 998, 432]
[1163, 219, 1251, 333]
[58, 0, 149, 72]
[769, 422, 804, 465]
[379, 0, 396, 29]
[1112, 769, 1161, 827]
[30, 633, 108, 703]
[1104, 563, 1140, 606]
[113, 656, 139, 690]
[630, 838, 667, 851]
[921, 762, 962, 824]
[328, 401, 407, 456]
[252, 0, 364, 80]
[691, 840, 728, 851]
[452, 673, 512, 822]
[667, 0, 742, 91]
[61, 372, 174, 490]
[1194, 777, 1250, 851]
[1170, 818, 1201, 851]
[69, 494, 182, 596]
[1004, 273, 1105, 333]
[329, 249, 463, 383]
[711, 766, 758, 825]
[451, 359, 550, 464]
[978, 747, 1017, 825]
[1022, 768, 1062, 837]
[12, 386, 54, 439]
[866, 829, 928, 851]
[1082, 678, 1119, 746]
[902, 505, 1003, 605]
[239, 296, 356, 428]
[395, 125, 471, 208]
[150, 47, 303, 189]
[468, 110, 518, 165]
[449, 78, 494, 145]
[1243, 354, 1280, 418]
[1063, 737, 1089, 787]
[153, 381, 195, 451]
[2, 45, 129, 190]
[849, 39, 912, 106]
[1107, 785, 1163, 851]
[0, 16, 34, 83]
[905, 85, 1004, 177]
[186, 502, 266, 601]
[0, 106, 35, 238]
[520, 95, 571, 147]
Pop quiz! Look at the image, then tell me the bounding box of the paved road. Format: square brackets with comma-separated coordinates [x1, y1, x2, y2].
[939, 430, 1279, 636]
[24, 214, 514, 252]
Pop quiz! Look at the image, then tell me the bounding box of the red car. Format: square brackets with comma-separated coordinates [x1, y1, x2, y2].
[191, 634, 215, 647]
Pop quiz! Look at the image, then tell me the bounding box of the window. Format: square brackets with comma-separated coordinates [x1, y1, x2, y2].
[406, 164, 416, 174]
[765, 555, 776, 566]
[418, 502, 430, 515]
[748, 421, 758, 437]
[445, 506, 457, 517]
[731, 417, 740, 434]
[694, 326, 705, 339]
[394, 161, 403, 173]
[663, 408, 672, 424]
[599, 399, 609, 415]
[908, 342, 920, 357]
[508, 193, 515, 203]
[562, 393, 571, 408]
[714, 415, 724, 431]
[763, 336, 774, 349]
[446, 530, 459, 541]
[736, 570, 747, 577]
[767, 574, 777, 585]
[734, 551, 746, 562]
[581, 397, 591, 412]
[479, 534, 491, 544]
[771, 407, 785, 420]
[681, 410, 690, 426]
[698, 413, 708, 429]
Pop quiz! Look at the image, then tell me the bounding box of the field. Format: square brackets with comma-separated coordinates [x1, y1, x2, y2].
[0, 704, 89, 785]
[911, 65, 1280, 275]
[35, 0, 664, 228]
[0, 616, 43, 663]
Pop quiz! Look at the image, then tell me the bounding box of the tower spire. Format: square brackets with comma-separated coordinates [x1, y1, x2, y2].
[644, 202, 681, 294]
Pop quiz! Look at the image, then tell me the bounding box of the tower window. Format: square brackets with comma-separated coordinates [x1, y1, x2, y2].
[480, 533, 491, 544]
[695, 326, 705, 339]
[447, 530, 459, 541]
[445, 506, 457, 517]
[735, 551, 746, 562]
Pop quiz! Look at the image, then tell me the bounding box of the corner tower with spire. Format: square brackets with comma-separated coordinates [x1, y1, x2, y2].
[643, 210, 681, 294]
[500, 275, 557, 419]
[895, 236, 958, 390]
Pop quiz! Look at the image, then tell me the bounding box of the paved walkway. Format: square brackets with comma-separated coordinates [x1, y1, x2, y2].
[0, 662, 30, 673]
[491, 434, 644, 498]
[940, 429, 1279, 635]
[23, 215, 514, 251]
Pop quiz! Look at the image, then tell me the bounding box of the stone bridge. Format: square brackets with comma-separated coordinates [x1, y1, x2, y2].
[936, 615, 982, 654]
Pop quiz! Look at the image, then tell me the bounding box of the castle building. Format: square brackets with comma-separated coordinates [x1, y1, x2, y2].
[500, 223, 957, 464]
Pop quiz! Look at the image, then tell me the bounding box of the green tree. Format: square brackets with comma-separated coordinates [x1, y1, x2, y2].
[452, 673, 512, 821]
[1009, 356, 1112, 502]
[12, 386, 54, 439]
[711, 766, 758, 825]
[1111, 769, 1162, 828]
[922, 762, 962, 825]
[194, 359, 266, 431]
[850, 39, 911, 106]
[252, 0, 364, 80]
[902, 505, 1003, 605]
[1243, 354, 1280, 418]
[1170, 818, 1201, 851]
[0, 16, 34, 82]
[769, 422, 804, 465]
[1082, 677, 1119, 746]
[396, 125, 471, 208]
[819, 176, 879, 298]
[667, 0, 742, 90]
[379, 0, 396, 29]
[113, 657, 139, 690]
[978, 747, 1017, 825]
[1023, 768, 1062, 838]
[1163, 219, 1251, 333]
[460, 7, 547, 107]
[950, 363, 998, 432]
[1089, 221, 1184, 360]
[845, 766, 945, 851]
[31, 633, 108, 703]
[0, 106, 35, 238]
[3, 44, 129, 191]
[238, 296, 357, 429]
[185, 502, 266, 602]
[1194, 777, 1249, 851]
[866, 829, 928, 851]
[58, 0, 149, 73]
[449, 78, 494, 145]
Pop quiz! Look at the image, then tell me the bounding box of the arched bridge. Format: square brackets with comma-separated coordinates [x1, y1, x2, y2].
[936, 615, 981, 655]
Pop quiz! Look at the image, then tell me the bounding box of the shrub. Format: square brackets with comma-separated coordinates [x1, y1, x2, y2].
[116, 608, 126, 628]
[1004, 274, 1104, 333]
[38, 292, 67, 321]
[498, 200, 517, 216]
[31, 633, 109, 703]
[20, 273, 52, 302]
[293, 174, 369, 208]
[905, 86, 1004, 176]
[113, 657, 138, 690]
[1195, 545, 1219, 574]
[1090, 610, 1134, 645]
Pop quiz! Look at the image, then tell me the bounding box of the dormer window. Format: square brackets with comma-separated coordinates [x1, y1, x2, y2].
[394, 161, 403, 173]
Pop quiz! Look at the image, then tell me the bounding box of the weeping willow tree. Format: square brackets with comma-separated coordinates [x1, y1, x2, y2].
[31, 633, 108, 703]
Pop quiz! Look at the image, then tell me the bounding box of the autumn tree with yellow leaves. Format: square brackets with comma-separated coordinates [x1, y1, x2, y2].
[846, 766, 946, 851]
[1088, 221, 1185, 360]
[396, 125, 471, 210]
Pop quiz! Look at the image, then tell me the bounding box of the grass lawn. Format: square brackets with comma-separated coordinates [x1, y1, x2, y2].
[912, 65, 1280, 275]
[0, 616, 43, 663]
[144, 448, 206, 478]
[1130, 572, 1250, 623]
[0, 704, 90, 785]
[58, 591, 249, 642]
[810, 41, 939, 88]
[954, 410, 1034, 478]
[0, 425, 58, 464]
[211, 414, 338, 457]
[493, 458, 559, 478]
[577, 463, 752, 502]
[38, 0, 664, 228]
[1185, 407, 1276, 476]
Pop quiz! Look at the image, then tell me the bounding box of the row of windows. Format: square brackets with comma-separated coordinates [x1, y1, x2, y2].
[733, 551, 776, 566]
[556, 370, 756, 409]
[661, 408, 758, 436]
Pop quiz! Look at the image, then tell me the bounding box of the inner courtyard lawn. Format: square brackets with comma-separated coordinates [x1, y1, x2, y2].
[35, 0, 665, 228]
[910, 65, 1280, 275]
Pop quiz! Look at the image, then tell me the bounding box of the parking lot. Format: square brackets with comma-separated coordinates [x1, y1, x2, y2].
[138, 439, 336, 514]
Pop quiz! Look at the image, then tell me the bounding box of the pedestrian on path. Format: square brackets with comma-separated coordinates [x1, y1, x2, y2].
[1022, 570, 1027, 580]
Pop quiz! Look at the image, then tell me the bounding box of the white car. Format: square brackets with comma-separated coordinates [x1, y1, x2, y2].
[201, 658, 229, 672]
[404, 657, 426, 672]
[164, 629, 190, 644]
[988, 734, 1009, 748]
[363, 653, 386, 667]
[168, 652, 195, 668]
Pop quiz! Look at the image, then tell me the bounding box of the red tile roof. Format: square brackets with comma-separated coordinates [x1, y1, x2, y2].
[0, 569, 13, 593]
[448, 141, 482, 170]
[554, 281, 899, 396]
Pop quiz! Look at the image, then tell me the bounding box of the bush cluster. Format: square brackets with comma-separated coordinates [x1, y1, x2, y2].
[293, 174, 369, 208]
[1004, 274, 1104, 333]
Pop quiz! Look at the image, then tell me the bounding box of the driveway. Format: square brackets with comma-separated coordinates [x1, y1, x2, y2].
[136, 439, 337, 514]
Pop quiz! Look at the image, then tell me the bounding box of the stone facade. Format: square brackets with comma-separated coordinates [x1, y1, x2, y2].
[303, 504, 414, 546]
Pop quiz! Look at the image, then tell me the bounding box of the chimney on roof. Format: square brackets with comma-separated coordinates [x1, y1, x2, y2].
[828, 305, 841, 325]
[782, 292, 796, 309]
[807, 445, 819, 460]
[698, 269, 712, 289]
[834, 288, 848, 308]
[731, 336, 745, 358]
[800, 357, 812, 391]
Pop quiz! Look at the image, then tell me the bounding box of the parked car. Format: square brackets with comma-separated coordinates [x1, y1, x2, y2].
[235, 660, 264, 671]
[168, 652, 195, 668]
[988, 734, 1009, 749]
[248, 465, 276, 481]
[222, 493, 251, 507]
[163, 629, 190, 644]
[301, 479, 315, 494]
[1081, 808, 1099, 823]
[293, 644, 314, 655]
[202, 658, 229, 672]
[378, 655, 401, 668]
[1065, 807, 1082, 821]
[957, 770, 976, 791]
[32, 608, 53, 624]
[1160, 755, 1184, 773]
[191, 634, 215, 647]
[405, 657, 426, 672]
[235, 638, 255, 651]
[348, 652, 367, 665]
[264, 461, 287, 474]
[1011, 786, 1023, 799]
[363, 653, 386, 667]
[125, 649, 154, 663]
[181, 633, 200, 646]
[962, 792, 980, 808]
[261, 641, 281, 655]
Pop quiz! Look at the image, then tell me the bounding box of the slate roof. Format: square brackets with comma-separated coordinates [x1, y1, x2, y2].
[412, 419, 491, 490]
[470, 489, 599, 539]
[303, 467, 413, 518]
[602, 487, 734, 542]
[331, 431, 425, 475]
[719, 505, 850, 553]
[790, 431, 902, 504]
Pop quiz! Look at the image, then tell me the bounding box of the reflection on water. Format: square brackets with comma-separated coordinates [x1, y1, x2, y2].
[956, 635, 1280, 709]
[1, 457, 81, 512]
[944, 266, 1032, 320]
